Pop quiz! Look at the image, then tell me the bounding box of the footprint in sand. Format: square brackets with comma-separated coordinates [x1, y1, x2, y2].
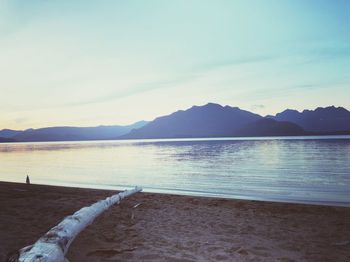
[236, 247, 249, 255]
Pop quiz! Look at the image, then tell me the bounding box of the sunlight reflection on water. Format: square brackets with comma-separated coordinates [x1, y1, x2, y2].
[1, 136, 350, 206]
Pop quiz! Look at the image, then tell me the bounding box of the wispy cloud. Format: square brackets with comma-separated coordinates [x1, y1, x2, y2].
[250, 104, 265, 111]
[199, 54, 278, 71]
[64, 74, 200, 107]
[1, 1, 350, 128]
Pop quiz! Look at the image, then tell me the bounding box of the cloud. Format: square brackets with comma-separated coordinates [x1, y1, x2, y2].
[1, 1, 350, 129]
[199, 54, 278, 70]
[250, 104, 265, 111]
[288, 79, 350, 91]
[63, 73, 199, 107]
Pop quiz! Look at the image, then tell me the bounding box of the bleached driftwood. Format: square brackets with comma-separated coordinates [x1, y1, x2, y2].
[9, 186, 142, 262]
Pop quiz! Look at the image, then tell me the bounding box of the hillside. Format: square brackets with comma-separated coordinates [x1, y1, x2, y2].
[122, 103, 263, 139]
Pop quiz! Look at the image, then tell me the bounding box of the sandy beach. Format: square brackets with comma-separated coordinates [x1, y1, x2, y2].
[0, 182, 349, 261]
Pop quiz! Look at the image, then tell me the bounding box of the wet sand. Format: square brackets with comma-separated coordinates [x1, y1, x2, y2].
[0, 181, 349, 261]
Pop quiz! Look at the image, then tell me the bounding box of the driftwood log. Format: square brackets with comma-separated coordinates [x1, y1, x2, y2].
[7, 186, 142, 262]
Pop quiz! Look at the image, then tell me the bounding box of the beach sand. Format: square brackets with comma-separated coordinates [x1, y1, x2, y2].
[0, 182, 349, 261]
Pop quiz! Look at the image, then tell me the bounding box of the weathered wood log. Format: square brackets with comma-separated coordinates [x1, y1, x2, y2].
[8, 186, 142, 262]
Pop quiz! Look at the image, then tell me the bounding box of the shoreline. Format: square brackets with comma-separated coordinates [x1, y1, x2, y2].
[4, 178, 350, 209]
[2, 180, 350, 208]
[1, 181, 350, 261]
[1, 134, 350, 144]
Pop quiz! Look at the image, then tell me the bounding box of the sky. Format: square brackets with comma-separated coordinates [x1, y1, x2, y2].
[0, 0, 349, 129]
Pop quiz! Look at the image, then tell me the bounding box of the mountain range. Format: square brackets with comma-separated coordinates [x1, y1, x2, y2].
[1, 103, 350, 142]
[0, 121, 148, 142]
[121, 103, 350, 139]
[269, 106, 350, 132]
[122, 103, 262, 139]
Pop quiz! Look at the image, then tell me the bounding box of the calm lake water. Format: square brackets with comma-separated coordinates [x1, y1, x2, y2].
[1, 136, 350, 206]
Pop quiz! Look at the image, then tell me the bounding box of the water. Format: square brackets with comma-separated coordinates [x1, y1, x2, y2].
[1, 136, 350, 206]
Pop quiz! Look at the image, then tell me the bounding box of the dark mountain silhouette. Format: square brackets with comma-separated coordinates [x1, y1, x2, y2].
[270, 106, 350, 132]
[236, 119, 306, 137]
[0, 129, 21, 138]
[0, 137, 16, 143]
[2, 104, 350, 142]
[3, 121, 148, 142]
[122, 103, 263, 139]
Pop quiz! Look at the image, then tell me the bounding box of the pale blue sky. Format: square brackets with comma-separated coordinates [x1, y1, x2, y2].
[0, 0, 349, 129]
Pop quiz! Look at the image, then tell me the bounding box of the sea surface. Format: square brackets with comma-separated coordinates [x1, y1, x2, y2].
[1, 136, 350, 206]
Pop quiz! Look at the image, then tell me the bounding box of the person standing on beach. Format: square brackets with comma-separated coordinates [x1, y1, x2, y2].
[26, 175, 30, 185]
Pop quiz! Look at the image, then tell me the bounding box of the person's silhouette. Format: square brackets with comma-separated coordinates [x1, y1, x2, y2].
[26, 175, 30, 185]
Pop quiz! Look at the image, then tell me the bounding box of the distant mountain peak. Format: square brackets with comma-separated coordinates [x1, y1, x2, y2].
[224, 105, 239, 109]
[273, 105, 350, 132]
[205, 102, 222, 107]
[280, 109, 300, 114]
[275, 109, 300, 119]
[2, 121, 149, 142]
[191, 102, 223, 110]
[313, 105, 349, 112]
[121, 102, 262, 139]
